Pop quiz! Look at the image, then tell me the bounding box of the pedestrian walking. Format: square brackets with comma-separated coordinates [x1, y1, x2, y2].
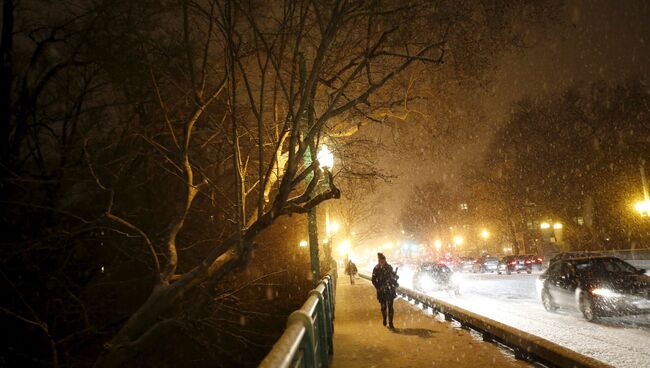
[371, 253, 398, 329]
[345, 260, 358, 284]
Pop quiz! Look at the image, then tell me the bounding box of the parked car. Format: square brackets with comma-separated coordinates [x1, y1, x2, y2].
[497, 255, 532, 274]
[536, 256, 650, 321]
[412, 263, 460, 295]
[472, 256, 499, 273]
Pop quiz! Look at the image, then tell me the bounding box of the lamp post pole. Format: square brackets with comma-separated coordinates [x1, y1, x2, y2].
[298, 54, 320, 287]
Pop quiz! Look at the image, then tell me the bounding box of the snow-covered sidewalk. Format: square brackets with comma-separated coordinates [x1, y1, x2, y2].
[330, 276, 530, 368]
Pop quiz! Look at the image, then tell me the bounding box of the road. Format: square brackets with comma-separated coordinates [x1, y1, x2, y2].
[395, 268, 650, 368]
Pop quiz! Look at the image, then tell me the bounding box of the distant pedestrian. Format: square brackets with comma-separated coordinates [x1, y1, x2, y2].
[371, 253, 399, 329]
[345, 260, 358, 284]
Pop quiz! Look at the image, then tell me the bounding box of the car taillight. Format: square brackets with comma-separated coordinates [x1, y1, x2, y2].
[525, 260, 532, 264]
[537, 258, 543, 262]
[510, 261, 516, 265]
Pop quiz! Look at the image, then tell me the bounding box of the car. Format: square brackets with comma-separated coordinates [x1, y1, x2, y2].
[437, 256, 454, 267]
[545, 252, 599, 268]
[457, 257, 476, 273]
[472, 256, 499, 273]
[497, 255, 532, 275]
[412, 263, 460, 295]
[536, 256, 650, 322]
[523, 254, 544, 270]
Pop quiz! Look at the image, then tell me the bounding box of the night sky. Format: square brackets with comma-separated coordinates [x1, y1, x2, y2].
[367, 0, 650, 236]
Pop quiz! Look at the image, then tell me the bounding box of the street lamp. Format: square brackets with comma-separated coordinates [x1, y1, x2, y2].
[553, 223, 563, 230]
[480, 229, 490, 255]
[636, 160, 649, 217]
[304, 143, 335, 286]
[434, 239, 442, 250]
[540, 222, 551, 229]
[299, 240, 308, 247]
[317, 144, 334, 170]
[635, 200, 650, 217]
[453, 235, 464, 246]
[338, 239, 351, 257]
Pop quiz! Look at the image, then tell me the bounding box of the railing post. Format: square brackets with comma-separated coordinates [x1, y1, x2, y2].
[287, 310, 317, 367]
[321, 277, 335, 354]
[309, 288, 330, 366]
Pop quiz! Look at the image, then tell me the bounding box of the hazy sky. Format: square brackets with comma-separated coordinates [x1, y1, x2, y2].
[364, 0, 650, 238]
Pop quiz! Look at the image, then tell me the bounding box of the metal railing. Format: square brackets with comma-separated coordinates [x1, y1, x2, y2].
[260, 269, 337, 368]
[358, 273, 612, 368]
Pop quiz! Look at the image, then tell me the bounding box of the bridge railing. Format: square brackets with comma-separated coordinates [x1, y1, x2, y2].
[358, 273, 612, 368]
[259, 269, 337, 368]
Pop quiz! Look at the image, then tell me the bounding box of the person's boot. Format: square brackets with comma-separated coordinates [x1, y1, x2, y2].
[382, 310, 387, 326]
[389, 321, 395, 329]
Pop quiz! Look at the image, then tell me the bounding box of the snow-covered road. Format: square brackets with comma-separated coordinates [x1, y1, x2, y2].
[399, 270, 650, 368]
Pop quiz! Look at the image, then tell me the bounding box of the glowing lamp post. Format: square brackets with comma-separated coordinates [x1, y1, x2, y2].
[480, 229, 490, 254]
[312, 144, 335, 281]
[453, 235, 463, 255]
[636, 200, 650, 217]
[317, 144, 334, 170]
[636, 160, 649, 217]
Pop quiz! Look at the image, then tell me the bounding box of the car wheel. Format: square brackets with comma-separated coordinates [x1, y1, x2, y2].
[527, 269, 532, 274]
[541, 288, 557, 312]
[497, 270, 502, 275]
[579, 292, 598, 322]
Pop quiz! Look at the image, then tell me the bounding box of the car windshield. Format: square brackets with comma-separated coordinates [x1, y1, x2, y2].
[572, 258, 638, 276]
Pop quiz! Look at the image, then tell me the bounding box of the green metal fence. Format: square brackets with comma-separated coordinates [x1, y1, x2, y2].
[259, 270, 337, 368]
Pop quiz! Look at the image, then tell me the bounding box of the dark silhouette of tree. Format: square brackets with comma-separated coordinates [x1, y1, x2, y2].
[478, 80, 650, 252]
[0, 0, 560, 366]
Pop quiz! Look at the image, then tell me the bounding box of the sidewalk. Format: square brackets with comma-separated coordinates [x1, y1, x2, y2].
[331, 275, 531, 368]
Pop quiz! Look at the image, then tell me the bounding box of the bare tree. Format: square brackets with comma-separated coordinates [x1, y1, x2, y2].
[0, 0, 560, 366]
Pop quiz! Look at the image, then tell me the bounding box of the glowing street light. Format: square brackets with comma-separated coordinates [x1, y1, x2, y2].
[635, 200, 650, 217]
[317, 144, 334, 170]
[338, 239, 351, 256]
[480, 230, 490, 239]
[453, 235, 464, 246]
[299, 240, 308, 247]
[553, 223, 563, 230]
[540, 222, 551, 229]
[434, 239, 442, 251]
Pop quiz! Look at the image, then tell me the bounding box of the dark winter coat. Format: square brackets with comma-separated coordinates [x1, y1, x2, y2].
[371, 263, 398, 302]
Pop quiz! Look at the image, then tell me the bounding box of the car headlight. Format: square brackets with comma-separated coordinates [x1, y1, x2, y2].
[420, 275, 434, 290]
[591, 288, 622, 298]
